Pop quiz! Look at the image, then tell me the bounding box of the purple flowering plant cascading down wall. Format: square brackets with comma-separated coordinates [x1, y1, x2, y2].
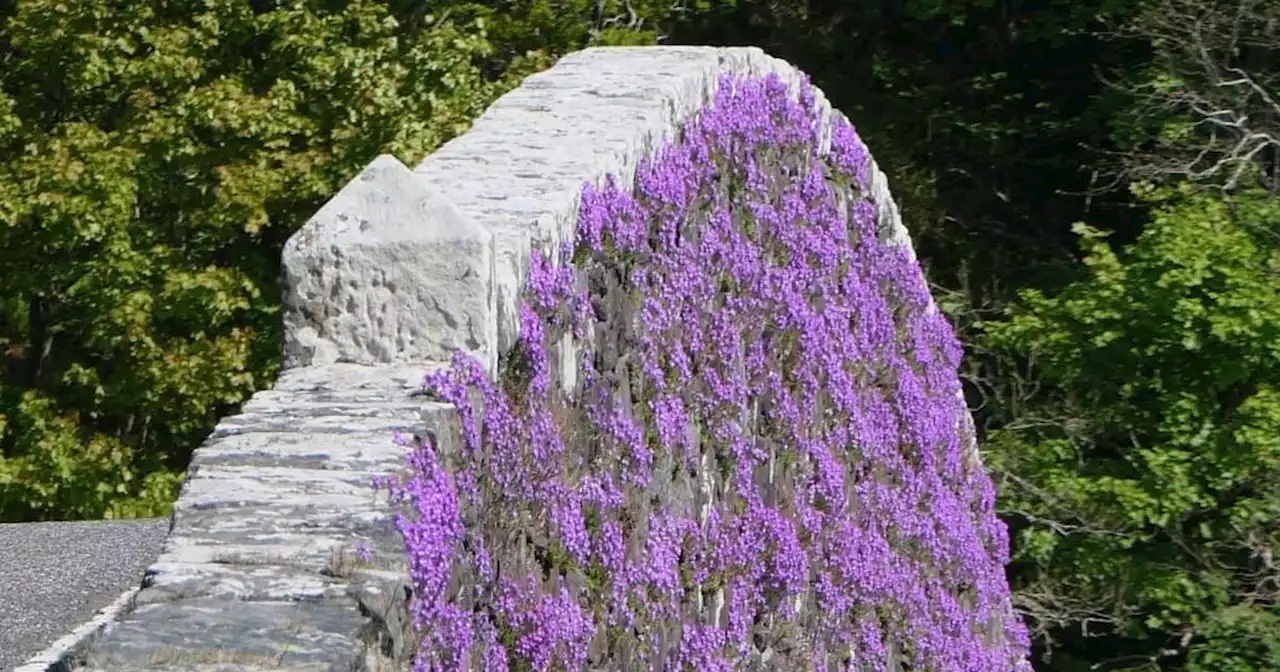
[377, 72, 1033, 671]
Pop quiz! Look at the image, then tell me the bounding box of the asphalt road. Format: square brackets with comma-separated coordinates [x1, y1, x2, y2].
[0, 518, 171, 672]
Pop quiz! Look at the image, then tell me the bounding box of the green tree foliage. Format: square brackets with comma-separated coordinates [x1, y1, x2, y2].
[981, 183, 1280, 671]
[0, 0, 670, 522]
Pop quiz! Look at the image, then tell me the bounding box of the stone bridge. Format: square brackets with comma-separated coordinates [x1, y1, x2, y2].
[14, 46, 1027, 672]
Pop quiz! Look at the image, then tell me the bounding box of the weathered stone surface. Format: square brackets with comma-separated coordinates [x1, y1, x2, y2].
[413, 46, 842, 360]
[79, 598, 369, 672]
[66, 364, 433, 671]
[281, 154, 497, 373]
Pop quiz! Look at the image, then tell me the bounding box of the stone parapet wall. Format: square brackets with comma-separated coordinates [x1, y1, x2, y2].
[54, 46, 999, 671]
[63, 364, 436, 670]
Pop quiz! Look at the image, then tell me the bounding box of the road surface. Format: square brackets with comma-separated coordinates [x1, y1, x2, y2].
[0, 518, 171, 671]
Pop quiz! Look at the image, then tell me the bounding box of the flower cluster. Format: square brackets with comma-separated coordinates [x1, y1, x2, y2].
[382, 71, 1032, 670]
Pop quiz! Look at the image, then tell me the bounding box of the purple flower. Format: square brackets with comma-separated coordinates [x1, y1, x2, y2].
[383, 71, 1031, 671]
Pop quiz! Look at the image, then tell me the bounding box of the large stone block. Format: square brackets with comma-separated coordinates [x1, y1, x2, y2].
[281, 154, 497, 373]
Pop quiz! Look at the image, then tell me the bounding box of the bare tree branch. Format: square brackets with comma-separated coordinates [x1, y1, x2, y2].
[1096, 0, 1280, 192]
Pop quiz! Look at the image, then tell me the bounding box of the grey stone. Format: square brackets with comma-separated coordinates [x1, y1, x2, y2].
[79, 597, 369, 672]
[282, 155, 498, 373]
[348, 576, 415, 666]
